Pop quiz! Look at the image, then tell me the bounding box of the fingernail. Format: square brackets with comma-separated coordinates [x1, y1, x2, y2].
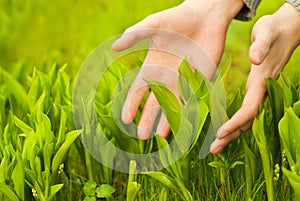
[210, 140, 217, 150]
[217, 125, 225, 138]
[213, 146, 223, 154]
[253, 50, 263, 64]
[112, 39, 121, 49]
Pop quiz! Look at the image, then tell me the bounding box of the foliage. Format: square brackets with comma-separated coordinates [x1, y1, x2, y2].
[1, 0, 300, 200]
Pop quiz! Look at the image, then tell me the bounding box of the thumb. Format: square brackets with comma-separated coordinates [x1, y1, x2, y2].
[112, 13, 161, 51]
[249, 27, 273, 65]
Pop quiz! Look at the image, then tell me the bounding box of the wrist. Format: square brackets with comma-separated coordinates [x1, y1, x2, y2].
[274, 3, 300, 45]
[184, 0, 244, 23]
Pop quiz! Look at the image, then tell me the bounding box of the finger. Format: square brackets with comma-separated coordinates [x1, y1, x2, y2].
[121, 50, 180, 125]
[137, 92, 161, 139]
[112, 13, 161, 51]
[210, 130, 240, 154]
[122, 82, 149, 124]
[249, 25, 273, 65]
[216, 73, 266, 139]
[155, 113, 170, 138]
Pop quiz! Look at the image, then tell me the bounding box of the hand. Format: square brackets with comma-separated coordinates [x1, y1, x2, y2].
[210, 3, 300, 154]
[112, 0, 243, 139]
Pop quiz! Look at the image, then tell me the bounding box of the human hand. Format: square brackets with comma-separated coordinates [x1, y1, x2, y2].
[112, 0, 243, 139]
[210, 2, 300, 154]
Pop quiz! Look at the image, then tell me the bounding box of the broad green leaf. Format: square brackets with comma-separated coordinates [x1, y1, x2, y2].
[242, 137, 257, 199]
[177, 60, 202, 101]
[126, 182, 140, 201]
[43, 142, 54, 170]
[173, 177, 193, 201]
[27, 69, 40, 110]
[0, 157, 8, 183]
[142, 172, 181, 196]
[83, 181, 97, 196]
[32, 157, 42, 188]
[84, 196, 97, 201]
[0, 68, 28, 108]
[96, 184, 115, 198]
[278, 75, 294, 107]
[36, 112, 55, 145]
[55, 108, 67, 151]
[278, 108, 300, 165]
[128, 160, 137, 183]
[282, 167, 300, 200]
[174, 117, 193, 157]
[252, 110, 274, 201]
[52, 130, 80, 172]
[11, 160, 25, 200]
[186, 100, 209, 153]
[14, 116, 34, 135]
[267, 78, 284, 135]
[155, 135, 181, 178]
[226, 90, 242, 118]
[229, 161, 244, 169]
[178, 59, 202, 92]
[147, 80, 181, 134]
[0, 183, 20, 201]
[30, 92, 46, 123]
[292, 100, 300, 116]
[96, 114, 139, 153]
[208, 161, 226, 169]
[48, 184, 63, 201]
[218, 57, 231, 80]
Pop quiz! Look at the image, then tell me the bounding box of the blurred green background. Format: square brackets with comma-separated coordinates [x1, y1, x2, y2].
[0, 0, 299, 92]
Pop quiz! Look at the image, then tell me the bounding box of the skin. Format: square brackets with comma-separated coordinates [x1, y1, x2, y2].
[112, 0, 243, 139]
[112, 0, 300, 153]
[210, 2, 300, 154]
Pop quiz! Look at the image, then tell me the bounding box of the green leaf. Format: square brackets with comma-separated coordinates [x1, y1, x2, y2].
[126, 181, 140, 201]
[14, 116, 34, 135]
[0, 183, 20, 201]
[127, 160, 140, 201]
[83, 196, 97, 201]
[142, 172, 180, 194]
[52, 130, 80, 172]
[173, 177, 193, 201]
[292, 100, 300, 116]
[84, 196, 97, 201]
[155, 135, 181, 178]
[83, 181, 97, 196]
[11, 160, 25, 200]
[48, 184, 63, 201]
[147, 80, 182, 134]
[208, 161, 226, 169]
[267, 78, 284, 134]
[177, 59, 202, 101]
[229, 161, 244, 169]
[56, 109, 67, 151]
[226, 90, 242, 118]
[242, 137, 257, 199]
[279, 108, 300, 165]
[282, 167, 300, 200]
[0, 68, 28, 108]
[252, 110, 274, 201]
[95, 184, 115, 198]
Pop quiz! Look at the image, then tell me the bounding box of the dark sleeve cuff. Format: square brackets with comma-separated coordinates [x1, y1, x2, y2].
[235, 0, 262, 21]
[285, 0, 300, 11]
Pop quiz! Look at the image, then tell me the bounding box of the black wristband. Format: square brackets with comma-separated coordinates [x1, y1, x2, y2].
[235, 0, 262, 21]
